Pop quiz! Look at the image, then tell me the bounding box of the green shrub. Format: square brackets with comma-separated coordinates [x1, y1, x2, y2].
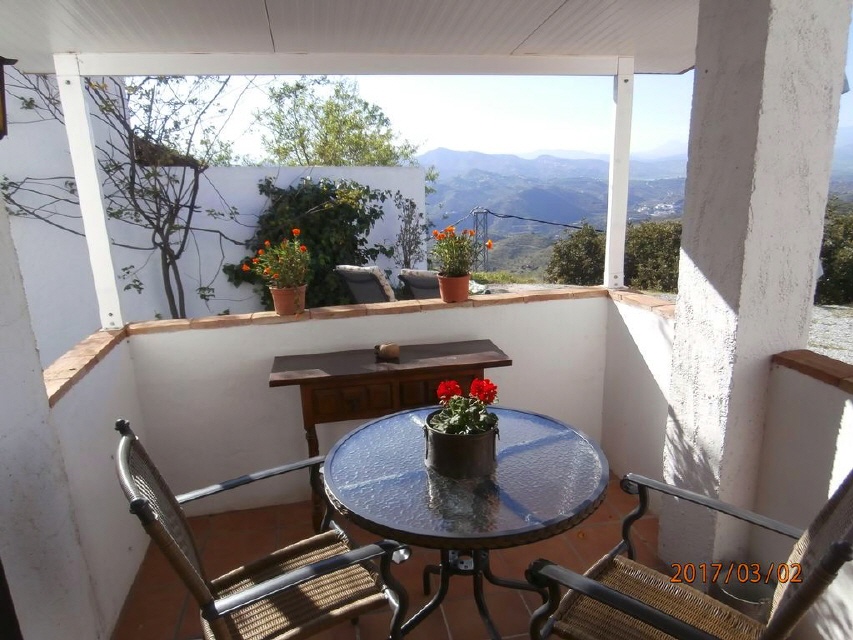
[224, 177, 392, 308]
[544, 223, 605, 286]
[816, 199, 853, 305]
[625, 220, 682, 292]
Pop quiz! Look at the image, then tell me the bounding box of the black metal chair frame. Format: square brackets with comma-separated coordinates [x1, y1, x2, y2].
[114, 419, 411, 640]
[526, 472, 853, 640]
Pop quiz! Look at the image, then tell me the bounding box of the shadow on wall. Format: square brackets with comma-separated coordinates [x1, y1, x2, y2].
[659, 405, 722, 567]
[602, 303, 672, 483]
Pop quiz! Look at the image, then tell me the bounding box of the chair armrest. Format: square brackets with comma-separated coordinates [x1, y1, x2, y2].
[527, 559, 718, 640]
[623, 473, 803, 539]
[177, 455, 325, 504]
[202, 539, 408, 621]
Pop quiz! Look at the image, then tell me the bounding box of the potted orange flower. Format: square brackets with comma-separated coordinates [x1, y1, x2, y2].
[424, 378, 499, 478]
[430, 226, 492, 302]
[242, 229, 310, 315]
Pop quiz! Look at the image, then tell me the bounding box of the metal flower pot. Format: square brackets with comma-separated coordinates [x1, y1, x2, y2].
[424, 411, 497, 478]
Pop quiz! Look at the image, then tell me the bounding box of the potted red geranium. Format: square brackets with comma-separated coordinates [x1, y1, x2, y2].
[424, 378, 499, 478]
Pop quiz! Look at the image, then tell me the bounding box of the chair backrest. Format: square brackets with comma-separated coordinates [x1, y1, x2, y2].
[761, 466, 853, 638]
[335, 265, 396, 303]
[398, 269, 440, 299]
[114, 419, 214, 607]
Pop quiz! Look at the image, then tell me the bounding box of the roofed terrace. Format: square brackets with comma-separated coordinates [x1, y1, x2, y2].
[26, 285, 851, 639]
[1, 0, 852, 638]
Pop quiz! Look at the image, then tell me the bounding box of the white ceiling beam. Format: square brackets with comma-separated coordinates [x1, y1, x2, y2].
[69, 52, 621, 77]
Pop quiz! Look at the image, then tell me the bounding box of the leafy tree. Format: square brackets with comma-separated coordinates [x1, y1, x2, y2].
[224, 177, 393, 308]
[2, 73, 245, 318]
[256, 75, 438, 193]
[545, 223, 605, 286]
[258, 76, 417, 166]
[625, 220, 682, 292]
[816, 197, 853, 304]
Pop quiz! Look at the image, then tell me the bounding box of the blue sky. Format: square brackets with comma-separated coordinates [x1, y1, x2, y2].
[230, 24, 853, 159]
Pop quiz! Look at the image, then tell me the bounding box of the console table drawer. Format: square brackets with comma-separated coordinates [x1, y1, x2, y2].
[313, 383, 395, 418]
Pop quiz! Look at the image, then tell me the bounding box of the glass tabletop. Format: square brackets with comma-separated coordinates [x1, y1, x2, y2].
[324, 407, 609, 550]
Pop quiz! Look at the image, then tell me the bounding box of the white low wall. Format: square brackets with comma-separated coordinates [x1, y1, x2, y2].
[602, 300, 674, 483]
[752, 364, 852, 640]
[128, 297, 608, 515]
[50, 341, 149, 638]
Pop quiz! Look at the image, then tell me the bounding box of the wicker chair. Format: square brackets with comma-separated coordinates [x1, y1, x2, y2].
[526, 468, 853, 640]
[114, 419, 410, 640]
[398, 269, 440, 299]
[334, 265, 396, 303]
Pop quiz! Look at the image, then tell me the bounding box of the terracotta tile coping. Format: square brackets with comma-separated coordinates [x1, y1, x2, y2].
[43, 328, 127, 407]
[124, 288, 610, 335]
[36, 288, 692, 407]
[773, 350, 853, 394]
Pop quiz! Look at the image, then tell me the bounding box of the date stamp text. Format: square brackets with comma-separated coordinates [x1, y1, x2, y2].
[670, 562, 802, 585]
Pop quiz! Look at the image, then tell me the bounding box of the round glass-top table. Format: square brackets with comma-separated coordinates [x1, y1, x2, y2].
[324, 406, 609, 638]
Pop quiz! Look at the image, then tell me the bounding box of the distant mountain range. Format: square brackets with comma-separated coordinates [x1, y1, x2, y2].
[421, 127, 853, 239]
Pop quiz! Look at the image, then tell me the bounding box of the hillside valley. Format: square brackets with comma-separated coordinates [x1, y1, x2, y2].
[420, 132, 853, 274]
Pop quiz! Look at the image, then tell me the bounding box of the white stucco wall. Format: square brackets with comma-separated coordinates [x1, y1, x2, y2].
[127, 298, 608, 515]
[0, 199, 103, 637]
[50, 341, 150, 637]
[0, 70, 426, 367]
[752, 365, 852, 640]
[602, 301, 673, 483]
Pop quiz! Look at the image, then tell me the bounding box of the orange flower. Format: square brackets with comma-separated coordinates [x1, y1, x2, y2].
[432, 229, 440, 238]
[264, 240, 271, 247]
[445, 225, 455, 234]
[292, 228, 301, 237]
[241, 263, 250, 272]
[252, 257, 259, 264]
[467, 229, 476, 237]
[257, 248, 265, 256]
[273, 273, 280, 279]
[263, 267, 270, 275]
[437, 232, 446, 241]
[299, 245, 307, 253]
[486, 239, 493, 249]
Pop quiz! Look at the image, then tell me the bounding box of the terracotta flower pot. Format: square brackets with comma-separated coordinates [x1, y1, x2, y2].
[437, 274, 470, 303]
[424, 411, 497, 478]
[269, 284, 306, 315]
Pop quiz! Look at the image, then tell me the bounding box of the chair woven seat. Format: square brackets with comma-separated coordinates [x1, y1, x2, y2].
[203, 530, 388, 640]
[552, 555, 764, 640]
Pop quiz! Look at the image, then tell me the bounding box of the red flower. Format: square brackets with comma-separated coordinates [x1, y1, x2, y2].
[436, 380, 463, 404]
[470, 378, 498, 404]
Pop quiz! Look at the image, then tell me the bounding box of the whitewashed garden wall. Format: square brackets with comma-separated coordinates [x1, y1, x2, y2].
[0, 70, 425, 366]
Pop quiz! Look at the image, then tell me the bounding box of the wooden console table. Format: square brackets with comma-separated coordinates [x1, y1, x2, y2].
[269, 339, 512, 459]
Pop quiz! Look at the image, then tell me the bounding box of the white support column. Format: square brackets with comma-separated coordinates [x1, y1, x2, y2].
[603, 57, 634, 289]
[661, 0, 850, 568]
[54, 54, 123, 329]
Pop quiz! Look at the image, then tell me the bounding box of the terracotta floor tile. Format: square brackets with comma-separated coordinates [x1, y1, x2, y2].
[114, 489, 665, 640]
[442, 589, 530, 639]
[112, 582, 187, 640]
[201, 528, 279, 577]
[205, 505, 282, 532]
[602, 477, 641, 517]
[564, 521, 625, 568]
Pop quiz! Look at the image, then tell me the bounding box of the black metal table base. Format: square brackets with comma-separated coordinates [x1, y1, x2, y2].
[401, 549, 546, 639]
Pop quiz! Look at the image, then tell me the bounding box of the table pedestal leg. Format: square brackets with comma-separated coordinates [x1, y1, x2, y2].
[407, 549, 547, 639]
